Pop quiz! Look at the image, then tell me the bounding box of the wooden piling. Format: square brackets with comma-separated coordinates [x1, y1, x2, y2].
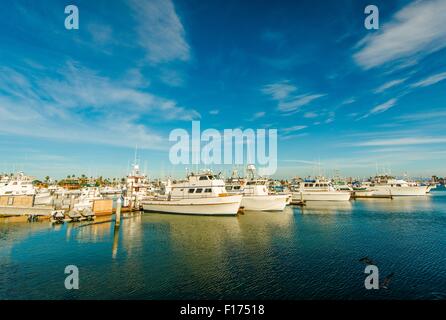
[115, 198, 122, 227]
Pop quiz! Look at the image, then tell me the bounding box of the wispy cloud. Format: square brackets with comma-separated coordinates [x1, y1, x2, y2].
[354, 0, 446, 69]
[304, 112, 318, 118]
[282, 125, 307, 133]
[262, 80, 325, 114]
[261, 80, 297, 100]
[358, 98, 398, 120]
[87, 24, 113, 45]
[209, 109, 219, 115]
[278, 94, 325, 113]
[351, 137, 446, 147]
[0, 62, 199, 149]
[374, 78, 407, 93]
[129, 0, 190, 64]
[410, 71, 446, 88]
[396, 110, 446, 122]
[341, 97, 356, 105]
[249, 111, 266, 121]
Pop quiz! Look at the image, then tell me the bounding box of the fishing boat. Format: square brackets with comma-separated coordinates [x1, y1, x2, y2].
[290, 177, 351, 202]
[364, 176, 428, 196]
[74, 187, 103, 211]
[226, 165, 288, 211]
[142, 171, 242, 216]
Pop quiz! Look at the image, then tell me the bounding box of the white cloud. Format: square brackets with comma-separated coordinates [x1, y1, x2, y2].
[262, 81, 325, 114]
[252, 111, 266, 119]
[358, 98, 398, 120]
[261, 81, 297, 100]
[0, 63, 200, 149]
[396, 110, 446, 121]
[374, 78, 407, 93]
[87, 24, 113, 45]
[351, 137, 446, 147]
[341, 97, 356, 105]
[129, 0, 190, 64]
[304, 112, 318, 118]
[354, 0, 446, 69]
[410, 71, 446, 88]
[282, 125, 307, 133]
[278, 94, 325, 113]
[209, 109, 219, 115]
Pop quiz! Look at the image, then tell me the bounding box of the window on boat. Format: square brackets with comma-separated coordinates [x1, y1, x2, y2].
[205, 188, 212, 193]
[196, 188, 203, 193]
[199, 176, 209, 181]
[225, 186, 232, 191]
[234, 186, 241, 190]
[188, 188, 195, 193]
[247, 181, 255, 185]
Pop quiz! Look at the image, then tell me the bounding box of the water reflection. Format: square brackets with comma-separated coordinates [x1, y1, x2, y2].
[356, 196, 434, 213]
[112, 226, 119, 259]
[1, 193, 446, 299]
[297, 201, 353, 214]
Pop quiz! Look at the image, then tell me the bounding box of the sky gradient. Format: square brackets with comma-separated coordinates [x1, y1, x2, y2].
[0, 0, 445, 179]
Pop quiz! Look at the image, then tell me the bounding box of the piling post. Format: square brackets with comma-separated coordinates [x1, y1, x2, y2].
[69, 195, 75, 211]
[115, 197, 122, 227]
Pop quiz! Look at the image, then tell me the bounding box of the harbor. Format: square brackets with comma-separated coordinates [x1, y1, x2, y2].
[1, 163, 446, 299]
[1, 186, 446, 300]
[1, 163, 442, 220]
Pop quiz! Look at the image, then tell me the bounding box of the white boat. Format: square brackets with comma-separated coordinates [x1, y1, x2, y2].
[365, 177, 428, 196]
[290, 178, 351, 202]
[126, 162, 155, 208]
[73, 187, 103, 211]
[227, 179, 287, 211]
[226, 165, 287, 211]
[0, 172, 36, 196]
[142, 171, 242, 216]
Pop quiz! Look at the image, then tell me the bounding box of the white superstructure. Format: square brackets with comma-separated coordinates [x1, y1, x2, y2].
[365, 176, 428, 196]
[290, 177, 351, 202]
[226, 165, 287, 211]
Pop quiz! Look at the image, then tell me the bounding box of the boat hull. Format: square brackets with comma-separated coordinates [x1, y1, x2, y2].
[291, 191, 351, 202]
[142, 195, 242, 216]
[372, 186, 428, 196]
[241, 194, 288, 211]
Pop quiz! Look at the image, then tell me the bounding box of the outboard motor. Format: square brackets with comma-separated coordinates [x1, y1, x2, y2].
[82, 208, 95, 221]
[51, 210, 65, 224]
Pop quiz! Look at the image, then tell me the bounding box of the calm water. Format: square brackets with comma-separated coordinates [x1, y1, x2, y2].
[1, 188, 446, 300]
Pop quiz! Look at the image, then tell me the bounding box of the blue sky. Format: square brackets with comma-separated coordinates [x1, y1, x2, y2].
[0, 0, 446, 179]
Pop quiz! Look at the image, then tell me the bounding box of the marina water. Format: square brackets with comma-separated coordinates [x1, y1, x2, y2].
[1, 187, 446, 300]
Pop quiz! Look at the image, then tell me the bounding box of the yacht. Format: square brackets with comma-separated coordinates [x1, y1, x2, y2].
[142, 171, 242, 216]
[74, 187, 103, 211]
[126, 162, 154, 207]
[0, 172, 36, 196]
[226, 166, 288, 211]
[290, 177, 351, 202]
[364, 176, 428, 196]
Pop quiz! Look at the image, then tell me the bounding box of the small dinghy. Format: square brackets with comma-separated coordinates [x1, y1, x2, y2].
[67, 210, 82, 222]
[81, 208, 95, 221]
[51, 210, 65, 224]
